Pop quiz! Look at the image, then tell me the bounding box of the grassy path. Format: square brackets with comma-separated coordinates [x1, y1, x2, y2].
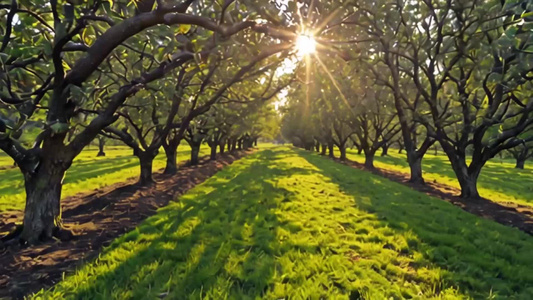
[344, 150, 533, 206]
[34, 147, 533, 299]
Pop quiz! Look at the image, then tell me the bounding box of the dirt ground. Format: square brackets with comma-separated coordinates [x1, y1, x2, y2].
[0, 151, 251, 299]
[334, 157, 533, 236]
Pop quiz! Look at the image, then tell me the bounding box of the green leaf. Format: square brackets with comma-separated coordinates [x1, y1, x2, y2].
[50, 122, 70, 134]
[177, 24, 192, 34]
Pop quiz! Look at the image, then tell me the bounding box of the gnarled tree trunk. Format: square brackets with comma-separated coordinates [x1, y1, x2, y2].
[97, 137, 106, 157]
[136, 150, 157, 185]
[339, 145, 347, 161]
[381, 144, 389, 156]
[328, 141, 334, 158]
[20, 164, 66, 243]
[445, 150, 483, 199]
[364, 150, 376, 169]
[190, 144, 201, 165]
[407, 153, 423, 184]
[513, 148, 528, 169]
[516, 157, 525, 169]
[210, 143, 217, 160]
[454, 167, 481, 199]
[163, 142, 178, 175]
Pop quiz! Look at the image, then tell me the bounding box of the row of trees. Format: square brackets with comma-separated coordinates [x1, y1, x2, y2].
[0, 0, 297, 243]
[1, 0, 531, 243]
[282, 0, 533, 199]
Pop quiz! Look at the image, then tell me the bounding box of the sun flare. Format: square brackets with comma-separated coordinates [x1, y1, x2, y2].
[296, 34, 317, 57]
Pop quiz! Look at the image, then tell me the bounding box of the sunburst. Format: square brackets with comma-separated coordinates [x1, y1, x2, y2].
[295, 33, 317, 57]
[287, 2, 352, 113]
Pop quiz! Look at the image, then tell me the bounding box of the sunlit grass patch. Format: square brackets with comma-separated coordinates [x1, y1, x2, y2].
[0, 145, 209, 212]
[344, 149, 533, 206]
[33, 147, 533, 299]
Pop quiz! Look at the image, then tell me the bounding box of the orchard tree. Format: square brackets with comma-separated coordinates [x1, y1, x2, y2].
[350, 88, 401, 169]
[387, 0, 533, 198]
[101, 69, 191, 184]
[0, 0, 300, 243]
[508, 140, 533, 169]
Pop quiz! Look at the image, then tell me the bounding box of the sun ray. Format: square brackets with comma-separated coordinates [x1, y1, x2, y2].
[311, 7, 344, 35]
[314, 54, 354, 114]
[307, 0, 316, 27]
[306, 51, 311, 107]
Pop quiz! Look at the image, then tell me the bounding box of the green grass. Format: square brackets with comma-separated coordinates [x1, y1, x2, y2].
[0, 145, 210, 212]
[0, 151, 14, 168]
[33, 147, 533, 299]
[344, 149, 533, 206]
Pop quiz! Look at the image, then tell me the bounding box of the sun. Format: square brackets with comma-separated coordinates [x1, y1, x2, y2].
[295, 34, 317, 57]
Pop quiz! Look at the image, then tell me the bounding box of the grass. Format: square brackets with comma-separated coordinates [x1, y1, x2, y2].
[0, 150, 17, 169]
[343, 149, 533, 206]
[32, 147, 533, 299]
[0, 145, 210, 212]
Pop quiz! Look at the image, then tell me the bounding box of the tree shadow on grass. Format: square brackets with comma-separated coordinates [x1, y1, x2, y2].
[346, 149, 533, 204]
[300, 150, 533, 299]
[49, 149, 311, 299]
[0, 168, 25, 197]
[63, 157, 140, 185]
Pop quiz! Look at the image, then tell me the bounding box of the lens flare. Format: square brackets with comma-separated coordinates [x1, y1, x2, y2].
[296, 34, 317, 57]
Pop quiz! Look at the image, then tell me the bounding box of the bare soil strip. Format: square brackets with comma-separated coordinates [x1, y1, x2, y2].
[0, 150, 251, 299]
[331, 156, 533, 236]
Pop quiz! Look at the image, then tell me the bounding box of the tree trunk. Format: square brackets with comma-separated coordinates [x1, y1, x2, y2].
[219, 142, 225, 154]
[455, 169, 481, 199]
[315, 141, 320, 152]
[163, 143, 178, 175]
[364, 151, 375, 169]
[320, 144, 327, 155]
[514, 149, 527, 169]
[516, 157, 525, 169]
[357, 147, 363, 155]
[96, 138, 106, 157]
[238, 139, 243, 150]
[254, 139, 258, 147]
[339, 146, 347, 161]
[381, 144, 389, 156]
[190, 144, 200, 165]
[243, 137, 251, 150]
[448, 155, 482, 199]
[137, 151, 156, 185]
[328, 142, 334, 158]
[20, 167, 65, 243]
[407, 153, 424, 184]
[210, 143, 217, 160]
[231, 139, 237, 152]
